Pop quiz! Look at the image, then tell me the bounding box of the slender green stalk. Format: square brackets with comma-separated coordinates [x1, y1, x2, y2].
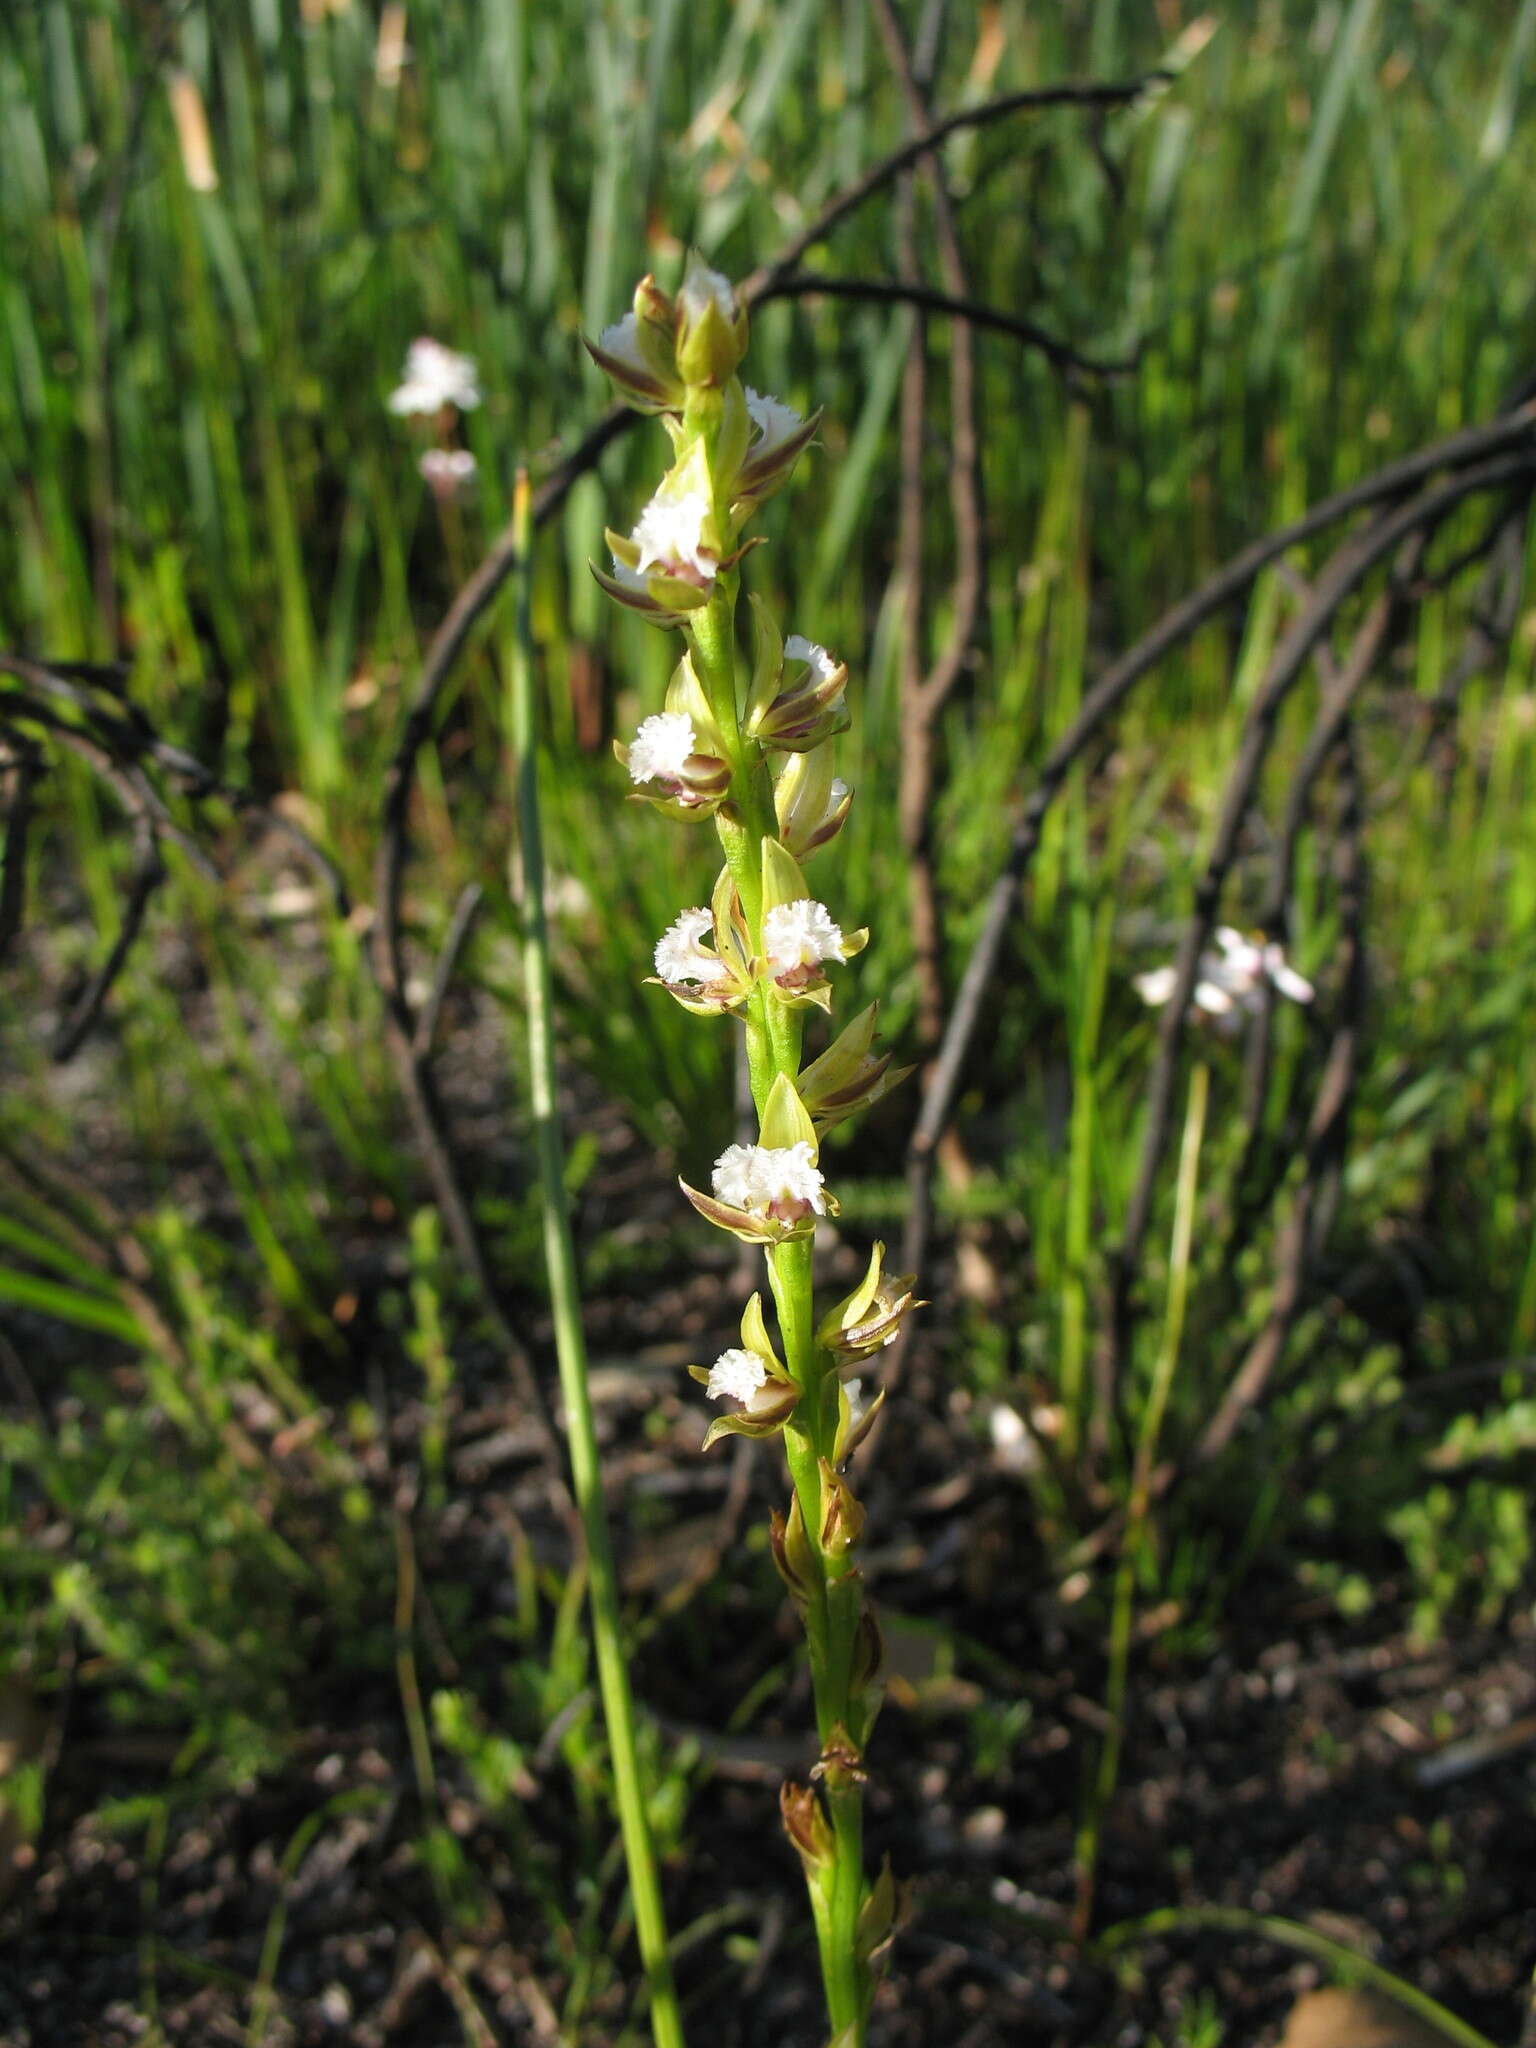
[1075, 1057, 1209, 1937]
[508, 471, 685, 2048]
[686, 593, 869, 2043]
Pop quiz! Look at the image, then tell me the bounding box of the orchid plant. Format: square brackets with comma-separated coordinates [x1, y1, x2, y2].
[589, 257, 918, 2046]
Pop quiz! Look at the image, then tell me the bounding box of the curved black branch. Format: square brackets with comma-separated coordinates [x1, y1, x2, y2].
[755, 271, 1135, 383]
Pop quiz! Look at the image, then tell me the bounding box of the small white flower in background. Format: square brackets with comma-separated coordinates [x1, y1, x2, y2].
[745, 387, 804, 456]
[388, 338, 481, 416]
[631, 485, 716, 585]
[654, 908, 729, 989]
[1135, 925, 1314, 1029]
[627, 711, 696, 787]
[763, 898, 846, 979]
[706, 1349, 768, 1404]
[418, 447, 477, 498]
[712, 1141, 826, 1222]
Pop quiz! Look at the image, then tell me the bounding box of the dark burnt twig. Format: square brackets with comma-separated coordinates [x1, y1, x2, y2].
[1224, 541, 1423, 1249]
[754, 272, 1134, 385]
[414, 881, 485, 1062]
[870, 0, 989, 1064]
[1192, 724, 1369, 1466]
[739, 70, 1169, 301]
[0, 741, 42, 968]
[900, 406, 1536, 1290]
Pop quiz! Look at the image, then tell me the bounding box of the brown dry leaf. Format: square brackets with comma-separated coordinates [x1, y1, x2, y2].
[1278, 1987, 1465, 2048]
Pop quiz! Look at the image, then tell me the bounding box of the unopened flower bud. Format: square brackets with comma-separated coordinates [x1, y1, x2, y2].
[769, 1495, 818, 1608]
[781, 1780, 835, 1875]
[849, 1605, 885, 1702]
[675, 251, 749, 388]
[798, 1005, 911, 1136]
[774, 746, 853, 858]
[819, 1458, 865, 1560]
[584, 274, 687, 413]
[818, 1242, 924, 1363]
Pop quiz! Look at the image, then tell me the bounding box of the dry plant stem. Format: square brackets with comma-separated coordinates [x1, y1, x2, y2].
[507, 475, 684, 2048]
[1073, 1057, 1208, 1940]
[685, 594, 867, 2042]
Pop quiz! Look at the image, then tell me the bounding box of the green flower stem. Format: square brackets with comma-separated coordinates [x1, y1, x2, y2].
[684, 459, 870, 2041]
[508, 473, 686, 2048]
[687, 597, 803, 1092]
[692, 574, 869, 2041]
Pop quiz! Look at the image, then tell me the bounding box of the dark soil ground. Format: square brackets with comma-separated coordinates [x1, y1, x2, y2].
[2, 945, 1533, 2048]
[3, 1396, 1532, 2048]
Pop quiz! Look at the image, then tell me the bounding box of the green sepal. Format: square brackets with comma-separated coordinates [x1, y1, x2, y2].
[760, 835, 811, 918]
[855, 1856, 899, 1965]
[678, 1177, 811, 1243]
[742, 592, 785, 730]
[833, 1382, 886, 1464]
[798, 1002, 912, 1135]
[759, 1071, 818, 1155]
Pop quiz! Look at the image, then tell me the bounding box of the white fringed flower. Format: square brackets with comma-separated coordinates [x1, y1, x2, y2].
[388, 338, 481, 415]
[706, 1349, 768, 1404]
[1136, 926, 1315, 1028]
[711, 1141, 826, 1220]
[783, 634, 838, 685]
[745, 387, 804, 455]
[763, 898, 846, 976]
[627, 712, 696, 787]
[631, 486, 716, 584]
[654, 907, 728, 987]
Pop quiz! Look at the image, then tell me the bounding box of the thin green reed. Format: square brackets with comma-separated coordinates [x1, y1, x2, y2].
[507, 471, 686, 2048]
[588, 260, 911, 2046]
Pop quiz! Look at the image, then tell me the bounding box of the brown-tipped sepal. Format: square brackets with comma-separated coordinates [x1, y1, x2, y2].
[781, 1780, 835, 1876]
[732, 391, 821, 517]
[769, 1495, 819, 1608]
[819, 1459, 865, 1561]
[774, 745, 853, 858]
[798, 1004, 912, 1137]
[819, 1241, 925, 1364]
